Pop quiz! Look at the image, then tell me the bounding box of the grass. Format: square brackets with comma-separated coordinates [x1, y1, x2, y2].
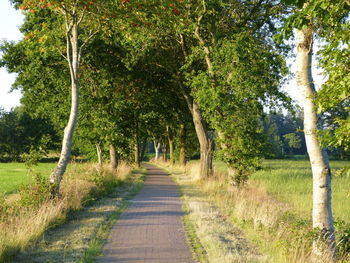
[158, 159, 350, 263]
[80, 168, 146, 263]
[215, 159, 350, 223]
[0, 162, 56, 195]
[156, 161, 265, 263]
[0, 162, 144, 262]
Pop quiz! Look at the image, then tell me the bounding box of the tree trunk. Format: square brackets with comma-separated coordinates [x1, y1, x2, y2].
[96, 143, 103, 166]
[49, 20, 80, 195]
[183, 92, 213, 178]
[169, 139, 174, 165]
[110, 144, 118, 171]
[140, 139, 147, 162]
[162, 142, 168, 162]
[134, 136, 140, 168]
[167, 125, 175, 165]
[296, 27, 335, 260]
[153, 140, 161, 161]
[179, 124, 187, 166]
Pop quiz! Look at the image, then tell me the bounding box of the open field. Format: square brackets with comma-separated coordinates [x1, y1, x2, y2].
[0, 163, 57, 195]
[215, 159, 350, 223]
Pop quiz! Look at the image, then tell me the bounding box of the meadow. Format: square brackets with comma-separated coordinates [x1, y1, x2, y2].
[215, 159, 350, 223]
[0, 162, 56, 195]
[158, 158, 350, 263]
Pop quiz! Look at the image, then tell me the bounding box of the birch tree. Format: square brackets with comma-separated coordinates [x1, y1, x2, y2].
[20, 0, 103, 195]
[295, 25, 335, 260]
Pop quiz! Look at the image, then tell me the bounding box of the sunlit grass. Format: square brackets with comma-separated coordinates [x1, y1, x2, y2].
[0, 163, 56, 195]
[0, 162, 138, 262]
[215, 159, 350, 223]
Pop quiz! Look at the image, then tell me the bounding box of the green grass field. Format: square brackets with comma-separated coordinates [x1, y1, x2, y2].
[0, 163, 56, 195]
[215, 159, 350, 223]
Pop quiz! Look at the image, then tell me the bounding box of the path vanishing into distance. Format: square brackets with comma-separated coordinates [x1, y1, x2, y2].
[99, 163, 195, 263]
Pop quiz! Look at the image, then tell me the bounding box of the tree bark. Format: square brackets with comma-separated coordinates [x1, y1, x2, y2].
[96, 143, 103, 166]
[169, 139, 175, 165]
[134, 134, 140, 168]
[182, 92, 213, 178]
[153, 140, 161, 161]
[49, 19, 80, 195]
[109, 144, 118, 171]
[162, 142, 168, 162]
[140, 139, 147, 162]
[296, 27, 335, 260]
[179, 33, 213, 176]
[179, 123, 187, 166]
[167, 126, 175, 165]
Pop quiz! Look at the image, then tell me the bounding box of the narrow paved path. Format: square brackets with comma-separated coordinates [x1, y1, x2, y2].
[99, 164, 195, 263]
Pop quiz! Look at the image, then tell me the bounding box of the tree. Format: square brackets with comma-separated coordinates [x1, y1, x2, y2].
[278, 0, 339, 258]
[0, 107, 59, 161]
[181, 0, 290, 184]
[17, 0, 108, 195]
[283, 133, 302, 151]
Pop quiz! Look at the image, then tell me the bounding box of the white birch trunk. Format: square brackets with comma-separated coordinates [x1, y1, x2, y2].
[153, 141, 161, 161]
[96, 143, 103, 166]
[49, 19, 80, 195]
[296, 27, 335, 260]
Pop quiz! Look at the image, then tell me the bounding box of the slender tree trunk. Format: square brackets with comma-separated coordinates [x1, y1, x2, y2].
[110, 144, 118, 171]
[167, 126, 175, 165]
[134, 133, 140, 168]
[169, 139, 174, 165]
[96, 143, 103, 166]
[162, 142, 168, 162]
[153, 140, 161, 160]
[296, 27, 335, 260]
[49, 20, 80, 195]
[179, 124, 187, 166]
[140, 139, 147, 162]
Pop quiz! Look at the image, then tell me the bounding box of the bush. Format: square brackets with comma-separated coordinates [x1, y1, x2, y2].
[19, 173, 52, 207]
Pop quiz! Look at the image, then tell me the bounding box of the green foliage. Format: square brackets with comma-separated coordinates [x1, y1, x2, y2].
[335, 220, 350, 256]
[0, 107, 59, 161]
[19, 173, 52, 207]
[262, 111, 306, 158]
[283, 133, 302, 149]
[88, 170, 123, 201]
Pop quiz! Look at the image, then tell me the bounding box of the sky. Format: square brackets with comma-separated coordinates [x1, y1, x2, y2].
[0, 1, 325, 112]
[0, 0, 23, 111]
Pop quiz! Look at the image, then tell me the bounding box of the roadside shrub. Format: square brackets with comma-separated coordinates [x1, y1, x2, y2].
[19, 173, 52, 207]
[90, 169, 122, 195]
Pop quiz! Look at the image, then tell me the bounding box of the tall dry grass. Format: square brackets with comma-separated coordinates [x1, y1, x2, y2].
[0, 162, 133, 262]
[156, 160, 347, 263]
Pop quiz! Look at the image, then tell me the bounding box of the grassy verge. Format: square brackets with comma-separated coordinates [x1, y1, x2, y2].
[155, 161, 265, 263]
[156, 160, 350, 263]
[0, 163, 146, 263]
[80, 168, 146, 263]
